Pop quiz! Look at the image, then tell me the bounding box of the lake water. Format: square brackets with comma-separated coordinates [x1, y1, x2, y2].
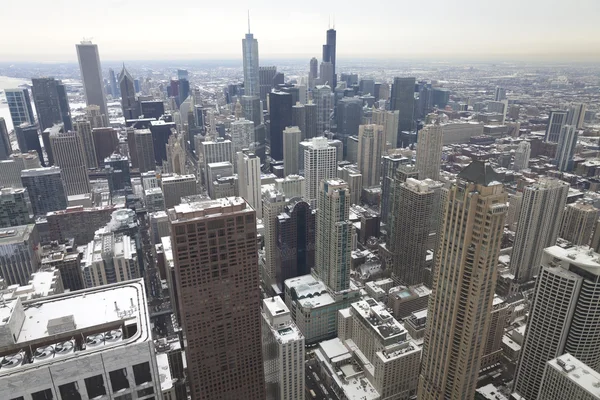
[0, 76, 32, 132]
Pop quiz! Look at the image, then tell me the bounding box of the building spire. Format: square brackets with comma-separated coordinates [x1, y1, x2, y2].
[247, 10, 251, 34]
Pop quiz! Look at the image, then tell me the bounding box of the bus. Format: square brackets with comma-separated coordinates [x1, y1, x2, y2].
[309, 389, 317, 398]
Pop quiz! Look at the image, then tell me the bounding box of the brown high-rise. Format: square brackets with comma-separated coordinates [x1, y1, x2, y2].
[418, 161, 507, 400]
[169, 197, 266, 400]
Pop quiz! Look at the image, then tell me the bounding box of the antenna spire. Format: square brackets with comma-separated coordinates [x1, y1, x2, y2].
[333, 14, 335, 29]
[247, 10, 251, 34]
[328, 15, 330, 29]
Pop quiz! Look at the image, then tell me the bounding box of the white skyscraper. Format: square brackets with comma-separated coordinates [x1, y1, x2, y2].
[242, 29, 260, 97]
[230, 118, 254, 154]
[303, 137, 337, 206]
[262, 296, 305, 400]
[372, 109, 400, 149]
[283, 126, 302, 176]
[237, 150, 262, 218]
[416, 121, 443, 181]
[357, 124, 385, 187]
[76, 41, 108, 116]
[555, 125, 578, 172]
[513, 141, 531, 172]
[513, 246, 600, 400]
[49, 130, 90, 196]
[313, 85, 333, 135]
[262, 188, 286, 290]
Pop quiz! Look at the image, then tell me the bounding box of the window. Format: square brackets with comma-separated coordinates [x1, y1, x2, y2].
[110, 368, 130, 392]
[133, 362, 153, 385]
[31, 390, 53, 400]
[84, 375, 107, 398]
[10, 397, 25, 400]
[137, 387, 154, 397]
[58, 382, 81, 400]
[114, 395, 133, 400]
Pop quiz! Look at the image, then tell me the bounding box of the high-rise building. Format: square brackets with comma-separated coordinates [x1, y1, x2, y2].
[567, 103, 587, 130]
[31, 77, 70, 132]
[319, 61, 334, 88]
[513, 141, 531, 171]
[237, 150, 262, 218]
[0, 224, 40, 286]
[262, 296, 305, 400]
[15, 123, 43, 165]
[560, 200, 598, 245]
[119, 64, 140, 120]
[0, 153, 40, 188]
[0, 118, 10, 160]
[537, 354, 600, 400]
[389, 178, 443, 286]
[418, 161, 507, 400]
[168, 198, 266, 399]
[357, 124, 385, 187]
[230, 118, 254, 154]
[390, 77, 416, 138]
[46, 204, 119, 245]
[416, 121, 443, 181]
[322, 28, 337, 89]
[291, 102, 306, 139]
[337, 164, 362, 205]
[108, 67, 119, 97]
[314, 85, 332, 135]
[269, 91, 293, 161]
[206, 161, 234, 199]
[555, 124, 578, 172]
[372, 109, 400, 149]
[92, 127, 119, 165]
[314, 179, 354, 292]
[74, 120, 98, 169]
[76, 40, 108, 116]
[494, 87, 507, 101]
[308, 57, 318, 89]
[336, 97, 363, 153]
[303, 137, 337, 205]
[20, 166, 67, 216]
[85, 104, 108, 128]
[545, 110, 568, 143]
[4, 88, 35, 127]
[259, 66, 277, 104]
[380, 155, 409, 225]
[304, 101, 317, 139]
[513, 246, 600, 400]
[262, 189, 287, 292]
[510, 178, 569, 285]
[161, 174, 197, 208]
[275, 175, 306, 199]
[283, 126, 302, 176]
[242, 29, 260, 97]
[134, 129, 156, 173]
[150, 120, 176, 165]
[199, 138, 234, 183]
[49, 130, 90, 195]
[0, 187, 33, 228]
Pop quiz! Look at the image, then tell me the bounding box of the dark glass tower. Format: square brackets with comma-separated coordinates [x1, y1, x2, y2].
[32, 78, 71, 132]
[322, 28, 337, 89]
[268, 91, 293, 161]
[390, 77, 416, 145]
[336, 97, 363, 155]
[119, 64, 140, 120]
[16, 123, 44, 165]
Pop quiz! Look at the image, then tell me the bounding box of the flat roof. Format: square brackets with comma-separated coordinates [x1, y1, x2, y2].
[544, 245, 600, 273]
[0, 224, 35, 245]
[547, 354, 600, 396]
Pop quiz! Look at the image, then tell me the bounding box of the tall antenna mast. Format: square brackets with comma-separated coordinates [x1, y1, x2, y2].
[248, 10, 251, 34]
[328, 15, 330, 29]
[333, 14, 335, 29]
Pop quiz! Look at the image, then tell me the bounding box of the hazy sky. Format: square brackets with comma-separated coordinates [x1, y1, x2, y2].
[2, 0, 600, 62]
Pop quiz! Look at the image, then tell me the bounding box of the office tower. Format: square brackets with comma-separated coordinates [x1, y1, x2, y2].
[494, 86, 506, 101]
[337, 164, 362, 205]
[15, 123, 43, 164]
[74, 120, 98, 169]
[480, 296, 511, 370]
[291, 102, 307, 140]
[76, 40, 108, 116]
[319, 61, 334, 88]
[161, 174, 197, 208]
[241, 95, 262, 126]
[49, 130, 90, 195]
[416, 121, 443, 181]
[304, 101, 317, 139]
[141, 100, 165, 120]
[242, 27, 260, 97]
[105, 154, 131, 190]
[259, 66, 277, 103]
[322, 28, 337, 89]
[31, 77, 64, 132]
[134, 129, 156, 172]
[372, 109, 400, 148]
[357, 124, 385, 187]
[336, 97, 363, 151]
[119, 64, 139, 120]
[165, 132, 186, 175]
[269, 91, 293, 160]
[390, 77, 416, 137]
[315, 179, 353, 292]
[0, 224, 40, 286]
[487, 100, 508, 124]
[275, 199, 315, 290]
[109, 67, 119, 97]
[556, 125, 578, 172]
[230, 118, 254, 154]
[262, 297, 305, 400]
[283, 126, 302, 176]
[0, 187, 33, 228]
[237, 150, 262, 218]
[418, 161, 507, 400]
[262, 189, 287, 291]
[199, 138, 234, 181]
[560, 200, 598, 245]
[85, 104, 108, 128]
[381, 155, 408, 225]
[5, 88, 35, 127]
[21, 166, 67, 216]
[206, 161, 233, 198]
[389, 178, 443, 286]
[359, 78, 375, 96]
[513, 246, 600, 400]
[275, 175, 305, 198]
[143, 187, 164, 212]
[303, 137, 337, 205]
[513, 141, 530, 171]
[0, 118, 9, 160]
[0, 279, 164, 400]
[150, 120, 176, 165]
[537, 354, 600, 400]
[314, 85, 332, 135]
[92, 127, 119, 165]
[0, 154, 37, 188]
[506, 192, 523, 231]
[308, 57, 318, 89]
[168, 198, 266, 399]
[567, 103, 587, 129]
[54, 81, 73, 131]
[545, 110, 568, 142]
[179, 78, 190, 106]
[46, 204, 117, 245]
[510, 178, 568, 285]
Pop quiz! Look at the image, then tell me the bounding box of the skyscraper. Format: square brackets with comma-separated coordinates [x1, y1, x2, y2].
[230, 118, 254, 154]
[322, 28, 337, 89]
[119, 64, 139, 120]
[357, 124, 385, 187]
[291, 102, 306, 139]
[134, 129, 156, 173]
[15, 123, 44, 165]
[168, 198, 266, 400]
[4, 88, 35, 127]
[76, 40, 108, 116]
[319, 61, 334, 88]
[372, 109, 400, 149]
[513, 245, 600, 400]
[75, 120, 98, 169]
[513, 141, 531, 171]
[85, 104, 108, 128]
[537, 354, 600, 400]
[494, 87, 507, 101]
[418, 161, 507, 400]
[161, 174, 197, 208]
[315, 179, 353, 292]
[336, 97, 363, 153]
[49, 130, 90, 195]
[269, 91, 293, 161]
[304, 101, 317, 139]
[108, 67, 119, 97]
[237, 150, 262, 218]
[560, 200, 598, 245]
[416, 120, 443, 181]
[303, 137, 337, 205]
[308, 57, 318, 89]
[283, 126, 302, 176]
[259, 66, 277, 104]
[510, 178, 569, 285]
[0, 224, 40, 286]
[20, 166, 68, 216]
[314, 85, 332, 135]
[0, 118, 10, 160]
[380, 154, 409, 225]
[262, 188, 287, 291]
[567, 103, 587, 129]
[555, 124, 578, 172]
[390, 77, 416, 140]
[242, 26, 260, 97]
[0, 187, 34, 228]
[31, 77, 69, 132]
[545, 110, 568, 143]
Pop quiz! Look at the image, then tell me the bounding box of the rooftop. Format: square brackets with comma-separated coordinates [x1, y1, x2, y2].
[457, 160, 501, 186]
[285, 275, 336, 309]
[547, 353, 600, 396]
[351, 297, 407, 342]
[0, 224, 35, 245]
[544, 245, 600, 274]
[169, 197, 249, 221]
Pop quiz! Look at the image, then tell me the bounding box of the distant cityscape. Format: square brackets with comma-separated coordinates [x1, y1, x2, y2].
[0, 18, 599, 400]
